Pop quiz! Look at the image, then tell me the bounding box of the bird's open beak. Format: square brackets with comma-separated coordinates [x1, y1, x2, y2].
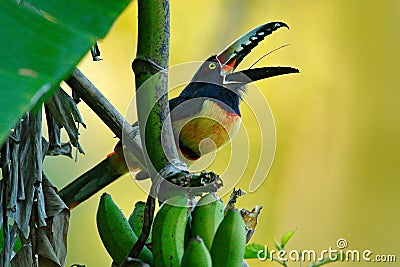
[216, 21, 299, 84]
[216, 21, 289, 74]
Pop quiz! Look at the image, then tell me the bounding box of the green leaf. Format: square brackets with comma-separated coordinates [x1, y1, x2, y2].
[280, 228, 297, 248]
[244, 243, 266, 259]
[0, 0, 131, 145]
[274, 238, 283, 251]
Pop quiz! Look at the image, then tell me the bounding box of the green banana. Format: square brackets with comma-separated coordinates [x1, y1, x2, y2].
[152, 195, 189, 267]
[96, 193, 153, 266]
[128, 201, 152, 242]
[210, 208, 247, 267]
[191, 192, 224, 251]
[181, 236, 212, 267]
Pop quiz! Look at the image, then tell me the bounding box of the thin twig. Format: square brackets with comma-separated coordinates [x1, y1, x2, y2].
[128, 194, 155, 259]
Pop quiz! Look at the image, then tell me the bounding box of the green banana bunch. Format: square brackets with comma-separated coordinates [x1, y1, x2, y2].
[181, 236, 212, 267]
[96, 193, 153, 266]
[128, 201, 152, 243]
[210, 208, 247, 267]
[190, 193, 224, 250]
[152, 195, 190, 267]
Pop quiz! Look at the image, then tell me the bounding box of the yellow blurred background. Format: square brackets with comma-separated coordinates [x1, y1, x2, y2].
[43, 0, 400, 266]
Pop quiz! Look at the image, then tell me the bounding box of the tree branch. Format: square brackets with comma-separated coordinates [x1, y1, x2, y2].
[59, 68, 148, 209]
[66, 68, 126, 140]
[66, 68, 146, 165]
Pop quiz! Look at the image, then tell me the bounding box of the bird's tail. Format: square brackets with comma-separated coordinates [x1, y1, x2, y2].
[59, 148, 130, 209]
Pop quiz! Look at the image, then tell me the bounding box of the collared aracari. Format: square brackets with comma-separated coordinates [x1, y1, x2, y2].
[61, 22, 299, 208]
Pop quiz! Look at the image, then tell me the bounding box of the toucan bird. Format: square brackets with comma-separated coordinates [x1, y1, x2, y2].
[60, 22, 299, 208]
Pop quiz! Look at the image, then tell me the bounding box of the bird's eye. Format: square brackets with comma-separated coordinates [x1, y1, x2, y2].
[208, 63, 217, 70]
